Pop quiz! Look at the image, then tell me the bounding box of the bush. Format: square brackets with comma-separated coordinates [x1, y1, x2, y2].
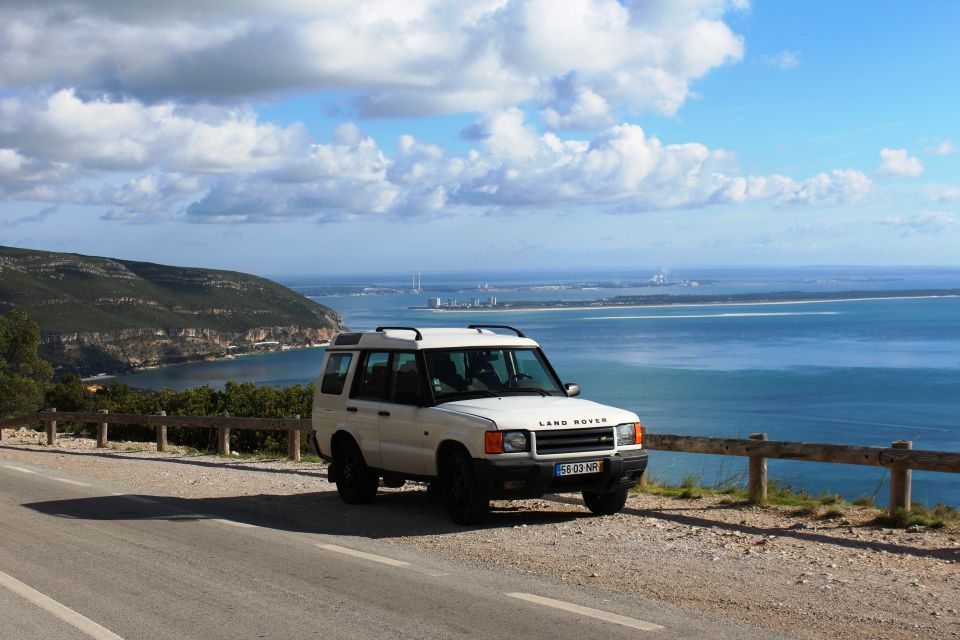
[42, 378, 315, 455]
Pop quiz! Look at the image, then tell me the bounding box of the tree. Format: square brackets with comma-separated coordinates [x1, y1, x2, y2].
[0, 309, 54, 418]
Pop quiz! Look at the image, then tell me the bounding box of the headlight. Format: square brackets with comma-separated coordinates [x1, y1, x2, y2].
[616, 423, 637, 447]
[502, 431, 529, 452]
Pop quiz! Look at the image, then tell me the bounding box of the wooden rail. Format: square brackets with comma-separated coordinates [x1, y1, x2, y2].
[3, 412, 959, 514]
[1, 409, 311, 461]
[643, 432, 960, 514]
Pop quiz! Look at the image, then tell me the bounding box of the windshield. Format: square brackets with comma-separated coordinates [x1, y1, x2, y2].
[424, 348, 564, 402]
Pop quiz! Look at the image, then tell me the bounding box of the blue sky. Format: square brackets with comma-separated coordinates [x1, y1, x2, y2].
[0, 1, 957, 276]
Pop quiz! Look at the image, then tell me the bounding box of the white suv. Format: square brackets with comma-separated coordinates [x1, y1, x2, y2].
[311, 325, 647, 524]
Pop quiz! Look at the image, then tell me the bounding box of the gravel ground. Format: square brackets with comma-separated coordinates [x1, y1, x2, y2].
[2, 430, 958, 640]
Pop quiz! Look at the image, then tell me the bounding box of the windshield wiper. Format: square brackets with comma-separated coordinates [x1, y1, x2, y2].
[436, 389, 497, 402]
[499, 387, 552, 397]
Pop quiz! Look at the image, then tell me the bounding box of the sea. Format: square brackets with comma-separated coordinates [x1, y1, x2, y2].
[117, 267, 960, 506]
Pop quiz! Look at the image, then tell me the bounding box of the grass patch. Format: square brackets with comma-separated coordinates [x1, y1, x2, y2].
[852, 495, 875, 507]
[821, 507, 845, 520]
[874, 503, 960, 529]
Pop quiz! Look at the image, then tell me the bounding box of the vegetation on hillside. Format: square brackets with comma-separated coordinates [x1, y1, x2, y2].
[0, 309, 54, 417]
[0, 245, 345, 374]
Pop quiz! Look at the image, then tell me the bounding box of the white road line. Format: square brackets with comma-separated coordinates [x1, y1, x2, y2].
[0, 568, 125, 640]
[2, 465, 36, 474]
[506, 593, 664, 632]
[315, 544, 410, 568]
[210, 518, 258, 529]
[51, 477, 91, 487]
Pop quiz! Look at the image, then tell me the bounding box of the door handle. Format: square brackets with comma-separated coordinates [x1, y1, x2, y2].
[378, 410, 391, 417]
[346, 406, 358, 413]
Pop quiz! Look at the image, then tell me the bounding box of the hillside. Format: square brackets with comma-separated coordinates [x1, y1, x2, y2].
[0, 246, 346, 374]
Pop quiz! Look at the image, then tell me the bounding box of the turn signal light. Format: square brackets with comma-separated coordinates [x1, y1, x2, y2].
[485, 431, 504, 454]
[635, 422, 644, 446]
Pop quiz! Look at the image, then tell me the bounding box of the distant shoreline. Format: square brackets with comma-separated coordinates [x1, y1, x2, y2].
[92, 342, 329, 382]
[414, 293, 960, 313]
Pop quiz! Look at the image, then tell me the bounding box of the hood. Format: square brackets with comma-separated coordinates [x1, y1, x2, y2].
[437, 395, 639, 432]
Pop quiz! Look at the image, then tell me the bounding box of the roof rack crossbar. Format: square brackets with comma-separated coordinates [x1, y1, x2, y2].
[375, 326, 423, 340]
[467, 324, 527, 338]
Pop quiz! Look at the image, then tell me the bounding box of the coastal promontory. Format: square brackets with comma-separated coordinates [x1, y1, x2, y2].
[0, 245, 345, 375]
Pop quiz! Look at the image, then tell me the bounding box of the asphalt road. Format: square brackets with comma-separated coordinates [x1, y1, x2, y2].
[0, 455, 796, 640]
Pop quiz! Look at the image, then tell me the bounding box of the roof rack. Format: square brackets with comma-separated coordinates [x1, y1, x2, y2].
[467, 324, 527, 338]
[374, 326, 423, 340]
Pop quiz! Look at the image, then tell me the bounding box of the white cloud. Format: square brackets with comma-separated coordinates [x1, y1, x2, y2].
[0, 1, 745, 121]
[882, 212, 957, 236]
[0, 90, 308, 173]
[878, 148, 923, 177]
[932, 187, 960, 203]
[760, 50, 801, 70]
[927, 140, 956, 156]
[0, 92, 873, 223]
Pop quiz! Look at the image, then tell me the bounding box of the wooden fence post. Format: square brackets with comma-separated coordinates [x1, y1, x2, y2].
[156, 410, 167, 452]
[287, 415, 301, 462]
[748, 432, 768, 503]
[889, 440, 913, 514]
[46, 408, 57, 446]
[218, 411, 230, 456]
[97, 409, 109, 448]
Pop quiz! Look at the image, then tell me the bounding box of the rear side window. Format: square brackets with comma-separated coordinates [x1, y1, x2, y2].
[389, 352, 422, 405]
[320, 352, 353, 395]
[353, 352, 390, 401]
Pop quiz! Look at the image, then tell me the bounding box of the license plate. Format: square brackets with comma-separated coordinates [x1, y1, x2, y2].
[555, 460, 604, 477]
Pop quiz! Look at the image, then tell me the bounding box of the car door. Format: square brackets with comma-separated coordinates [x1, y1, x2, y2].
[346, 350, 389, 468]
[377, 351, 427, 475]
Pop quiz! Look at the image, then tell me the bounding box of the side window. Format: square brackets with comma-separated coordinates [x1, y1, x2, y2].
[320, 352, 353, 395]
[352, 351, 390, 401]
[389, 352, 422, 405]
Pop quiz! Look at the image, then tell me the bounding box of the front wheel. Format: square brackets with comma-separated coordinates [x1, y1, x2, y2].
[582, 487, 628, 516]
[333, 439, 378, 504]
[442, 451, 490, 525]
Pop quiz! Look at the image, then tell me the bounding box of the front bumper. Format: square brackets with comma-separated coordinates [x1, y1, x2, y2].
[474, 451, 648, 499]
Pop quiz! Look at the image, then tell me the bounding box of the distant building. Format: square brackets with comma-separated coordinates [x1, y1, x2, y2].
[488, 296, 497, 306]
[428, 297, 440, 308]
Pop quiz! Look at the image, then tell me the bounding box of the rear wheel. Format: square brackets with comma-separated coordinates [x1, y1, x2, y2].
[582, 487, 628, 516]
[333, 438, 378, 504]
[442, 450, 489, 524]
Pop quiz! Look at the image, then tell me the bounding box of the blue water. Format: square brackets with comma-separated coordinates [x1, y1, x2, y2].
[117, 268, 960, 506]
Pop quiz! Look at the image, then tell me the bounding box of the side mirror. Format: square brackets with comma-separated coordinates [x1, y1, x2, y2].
[564, 383, 580, 397]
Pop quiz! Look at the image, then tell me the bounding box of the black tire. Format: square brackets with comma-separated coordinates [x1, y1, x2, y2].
[442, 450, 490, 524]
[582, 487, 628, 516]
[333, 438, 378, 504]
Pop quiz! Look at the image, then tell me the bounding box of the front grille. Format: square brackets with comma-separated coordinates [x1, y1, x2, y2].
[534, 427, 615, 455]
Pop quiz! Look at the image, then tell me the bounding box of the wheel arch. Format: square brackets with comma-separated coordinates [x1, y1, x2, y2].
[436, 439, 472, 473]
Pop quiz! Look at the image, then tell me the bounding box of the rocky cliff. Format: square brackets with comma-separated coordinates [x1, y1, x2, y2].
[0, 246, 346, 375]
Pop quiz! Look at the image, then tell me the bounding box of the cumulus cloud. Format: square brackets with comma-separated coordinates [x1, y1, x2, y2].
[927, 140, 956, 156]
[0, 92, 873, 223]
[0, 0, 745, 121]
[0, 90, 308, 174]
[759, 50, 801, 70]
[932, 187, 960, 203]
[878, 148, 923, 177]
[881, 212, 957, 236]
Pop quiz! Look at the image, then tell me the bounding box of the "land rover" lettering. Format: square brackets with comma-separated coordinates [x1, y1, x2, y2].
[538, 418, 608, 426]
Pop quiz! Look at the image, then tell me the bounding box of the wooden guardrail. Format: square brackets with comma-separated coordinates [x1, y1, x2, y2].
[643, 432, 960, 515]
[0, 409, 311, 461]
[3, 412, 959, 515]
